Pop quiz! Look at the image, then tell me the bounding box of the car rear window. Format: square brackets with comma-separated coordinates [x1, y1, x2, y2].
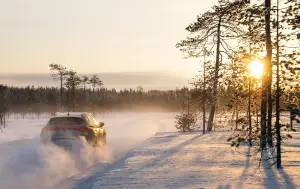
[47, 117, 86, 127]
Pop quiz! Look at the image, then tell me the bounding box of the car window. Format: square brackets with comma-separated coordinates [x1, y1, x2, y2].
[47, 117, 86, 127]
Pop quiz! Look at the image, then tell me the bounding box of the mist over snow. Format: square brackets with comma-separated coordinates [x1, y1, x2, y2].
[0, 112, 177, 189]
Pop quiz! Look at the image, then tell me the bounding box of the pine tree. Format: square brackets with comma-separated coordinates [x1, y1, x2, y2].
[65, 71, 82, 112]
[49, 64, 68, 112]
[176, 0, 250, 131]
[82, 76, 89, 108]
[89, 74, 103, 115]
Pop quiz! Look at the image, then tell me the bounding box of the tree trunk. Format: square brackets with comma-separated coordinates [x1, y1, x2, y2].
[266, 0, 273, 147]
[83, 84, 86, 109]
[232, 107, 236, 128]
[60, 75, 63, 112]
[207, 15, 222, 131]
[256, 104, 259, 127]
[208, 105, 215, 131]
[275, 0, 281, 168]
[290, 111, 293, 130]
[72, 86, 76, 112]
[261, 0, 271, 150]
[248, 79, 252, 146]
[203, 51, 207, 134]
[92, 88, 95, 115]
[248, 20, 253, 147]
[203, 106, 206, 134]
[236, 104, 239, 130]
[3, 113, 5, 128]
[67, 88, 71, 113]
[260, 60, 268, 149]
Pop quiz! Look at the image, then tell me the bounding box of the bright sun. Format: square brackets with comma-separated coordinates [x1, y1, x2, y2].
[248, 61, 263, 77]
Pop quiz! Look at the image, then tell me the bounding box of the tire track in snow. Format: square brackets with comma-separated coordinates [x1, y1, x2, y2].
[53, 112, 177, 189]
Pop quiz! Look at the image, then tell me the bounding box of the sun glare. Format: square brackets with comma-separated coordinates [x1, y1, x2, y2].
[248, 61, 263, 77]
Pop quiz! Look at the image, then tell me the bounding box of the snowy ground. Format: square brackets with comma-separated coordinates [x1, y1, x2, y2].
[0, 112, 177, 189]
[1, 112, 300, 189]
[56, 126, 300, 189]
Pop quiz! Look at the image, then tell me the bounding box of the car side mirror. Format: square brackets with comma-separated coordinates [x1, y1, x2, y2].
[99, 122, 105, 127]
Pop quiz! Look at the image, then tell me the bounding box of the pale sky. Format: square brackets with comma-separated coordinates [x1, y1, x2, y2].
[0, 0, 218, 75]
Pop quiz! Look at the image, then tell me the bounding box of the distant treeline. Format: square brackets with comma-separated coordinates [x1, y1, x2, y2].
[0, 85, 191, 116]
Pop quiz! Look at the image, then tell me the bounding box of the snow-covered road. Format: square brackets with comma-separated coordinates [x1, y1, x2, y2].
[0, 112, 177, 189]
[58, 131, 300, 189]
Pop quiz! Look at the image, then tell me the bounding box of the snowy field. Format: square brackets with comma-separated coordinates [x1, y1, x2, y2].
[58, 131, 300, 189]
[1, 112, 300, 189]
[0, 112, 177, 189]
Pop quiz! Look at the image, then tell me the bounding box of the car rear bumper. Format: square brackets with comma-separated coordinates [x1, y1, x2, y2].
[41, 136, 89, 152]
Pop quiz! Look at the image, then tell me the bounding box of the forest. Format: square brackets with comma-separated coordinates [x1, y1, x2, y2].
[174, 0, 300, 169]
[0, 77, 189, 119]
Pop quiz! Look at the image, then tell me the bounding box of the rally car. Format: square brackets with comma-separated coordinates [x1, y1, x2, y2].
[40, 112, 106, 150]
